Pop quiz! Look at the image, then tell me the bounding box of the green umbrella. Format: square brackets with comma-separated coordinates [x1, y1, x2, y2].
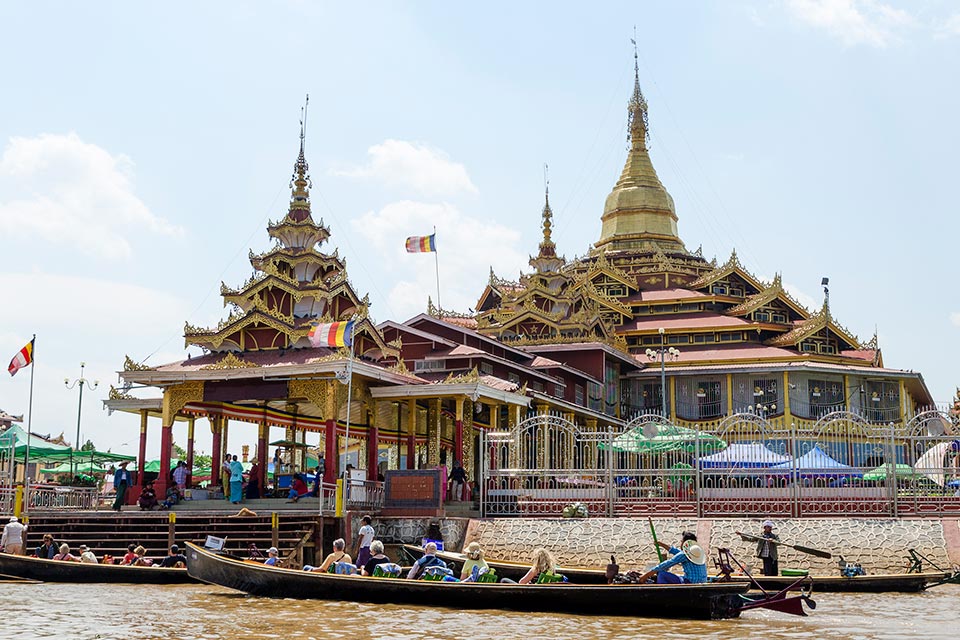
[600, 424, 726, 454]
[862, 463, 918, 482]
[39, 461, 109, 475]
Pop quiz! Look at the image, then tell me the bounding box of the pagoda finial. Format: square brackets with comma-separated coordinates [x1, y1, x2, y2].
[627, 28, 649, 149]
[536, 163, 557, 259]
[289, 94, 312, 220]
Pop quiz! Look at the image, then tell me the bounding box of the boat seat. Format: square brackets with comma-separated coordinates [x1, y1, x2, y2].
[535, 572, 567, 584]
[373, 563, 402, 578]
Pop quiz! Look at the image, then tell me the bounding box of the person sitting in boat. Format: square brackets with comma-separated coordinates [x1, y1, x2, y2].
[360, 540, 391, 576]
[286, 474, 310, 503]
[460, 541, 489, 581]
[161, 485, 183, 510]
[78, 544, 98, 564]
[264, 547, 280, 567]
[158, 544, 187, 568]
[120, 544, 139, 565]
[637, 531, 708, 584]
[35, 534, 58, 559]
[514, 547, 559, 584]
[407, 542, 446, 579]
[138, 482, 160, 511]
[52, 543, 79, 562]
[313, 538, 352, 572]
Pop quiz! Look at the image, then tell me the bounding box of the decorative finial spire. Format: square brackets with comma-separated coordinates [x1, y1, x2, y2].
[627, 28, 649, 149]
[289, 94, 312, 220]
[538, 163, 556, 258]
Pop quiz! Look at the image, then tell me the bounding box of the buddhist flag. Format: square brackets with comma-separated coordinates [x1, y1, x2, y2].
[8, 339, 34, 376]
[308, 321, 354, 348]
[405, 233, 437, 253]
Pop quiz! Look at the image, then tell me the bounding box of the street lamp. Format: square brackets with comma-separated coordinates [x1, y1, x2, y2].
[645, 327, 680, 419]
[65, 362, 99, 480]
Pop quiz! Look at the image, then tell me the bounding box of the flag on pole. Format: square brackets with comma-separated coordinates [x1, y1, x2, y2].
[308, 321, 354, 348]
[8, 339, 34, 376]
[405, 233, 437, 253]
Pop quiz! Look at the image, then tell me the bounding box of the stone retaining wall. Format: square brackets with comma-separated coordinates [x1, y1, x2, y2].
[463, 518, 959, 575]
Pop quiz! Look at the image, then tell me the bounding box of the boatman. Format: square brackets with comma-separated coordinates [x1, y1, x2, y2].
[637, 531, 708, 584]
[1, 516, 26, 555]
[756, 520, 780, 576]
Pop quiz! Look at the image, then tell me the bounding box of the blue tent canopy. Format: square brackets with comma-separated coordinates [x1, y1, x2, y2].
[769, 445, 862, 478]
[697, 443, 791, 469]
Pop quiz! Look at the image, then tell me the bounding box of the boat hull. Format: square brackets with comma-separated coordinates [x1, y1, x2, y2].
[401, 545, 944, 593]
[0, 552, 196, 584]
[186, 543, 747, 620]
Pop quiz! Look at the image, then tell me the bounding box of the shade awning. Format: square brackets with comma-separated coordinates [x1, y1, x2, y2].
[599, 424, 726, 454]
[698, 443, 791, 468]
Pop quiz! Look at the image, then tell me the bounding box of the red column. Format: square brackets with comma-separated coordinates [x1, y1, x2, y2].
[367, 422, 379, 481]
[135, 410, 148, 502]
[210, 415, 222, 486]
[406, 399, 416, 469]
[257, 421, 268, 493]
[324, 420, 338, 484]
[185, 418, 196, 489]
[157, 423, 173, 497]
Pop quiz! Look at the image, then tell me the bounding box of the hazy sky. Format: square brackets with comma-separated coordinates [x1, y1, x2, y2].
[1, 1, 958, 459]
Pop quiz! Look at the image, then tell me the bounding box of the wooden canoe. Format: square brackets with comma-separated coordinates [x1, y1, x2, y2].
[400, 545, 947, 593]
[0, 552, 197, 584]
[186, 542, 748, 620]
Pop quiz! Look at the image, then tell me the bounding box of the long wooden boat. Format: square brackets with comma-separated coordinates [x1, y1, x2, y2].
[186, 542, 749, 620]
[0, 552, 197, 584]
[401, 545, 947, 593]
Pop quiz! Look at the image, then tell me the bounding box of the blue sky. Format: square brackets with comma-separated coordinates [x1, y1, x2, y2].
[1, 1, 958, 459]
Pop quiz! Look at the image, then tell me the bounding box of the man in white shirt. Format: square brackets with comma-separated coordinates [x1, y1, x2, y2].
[1, 516, 26, 555]
[78, 544, 98, 564]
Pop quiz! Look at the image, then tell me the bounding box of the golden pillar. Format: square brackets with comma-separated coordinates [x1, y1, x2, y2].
[782, 371, 792, 426]
[428, 398, 442, 467]
[726, 374, 734, 416]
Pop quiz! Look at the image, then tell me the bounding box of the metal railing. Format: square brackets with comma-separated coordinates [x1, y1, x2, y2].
[344, 479, 384, 513]
[26, 485, 100, 512]
[0, 486, 16, 516]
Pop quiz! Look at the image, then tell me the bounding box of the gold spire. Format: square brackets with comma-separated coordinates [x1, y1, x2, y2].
[288, 94, 312, 221]
[595, 41, 685, 255]
[538, 163, 556, 258]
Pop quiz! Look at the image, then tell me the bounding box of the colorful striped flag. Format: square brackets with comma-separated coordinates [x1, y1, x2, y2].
[308, 321, 354, 348]
[405, 233, 437, 253]
[8, 339, 34, 376]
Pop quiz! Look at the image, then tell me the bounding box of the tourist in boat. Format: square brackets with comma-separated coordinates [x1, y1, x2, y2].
[264, 547, 280, 566]
[36, 534, 57, 559]
[221, 454, 232, 500]
[313, 538, 352, 572]
[131, 545, 150, 566]
[246, 460, 261, 499]
[407, 542, 445, 579]
[112, 461, 131, 512]
[159, 544, 187, 568]
[78, 545, 98, 564]
[53, 543, 79, 562]
[1, 516, 26, 555]
[354, 515, 375, 567]
[360, 540, 391, 576]
[286, 473, 310, 502]
[138, 482, 160, 510]
[636, 532, 708, 584]
[120, 544, 139, 565]
[460, 541, 489, 581]
[229, 455, 244, 504]
[512, 547, 558, 584]
[756, 520, 780, 576]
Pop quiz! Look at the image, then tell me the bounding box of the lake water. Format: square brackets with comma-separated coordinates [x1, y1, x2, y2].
[1, 582, 957, 640]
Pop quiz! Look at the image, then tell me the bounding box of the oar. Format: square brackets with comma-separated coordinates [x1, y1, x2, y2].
[736, 531, 833, 559]
[649, 517, 665, 562]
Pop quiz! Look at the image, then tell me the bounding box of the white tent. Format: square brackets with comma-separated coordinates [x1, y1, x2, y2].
[914, 441, 960, 486]
[697, 443, 791, 468]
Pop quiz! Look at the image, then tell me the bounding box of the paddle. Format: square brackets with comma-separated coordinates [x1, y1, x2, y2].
[648, 517, 665, 563]
[736, 531, 833, 559]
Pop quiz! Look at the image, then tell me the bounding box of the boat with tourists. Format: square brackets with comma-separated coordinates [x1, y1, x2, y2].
[184, 541, 799, 620]
[0, 552, 197, 584]
[400, 544, 952, 593]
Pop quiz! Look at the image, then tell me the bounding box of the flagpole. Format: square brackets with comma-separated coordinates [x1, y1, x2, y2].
[342, 327, 356, 478]
[23, 335, 36, 502]
[433, 226, 441, 314]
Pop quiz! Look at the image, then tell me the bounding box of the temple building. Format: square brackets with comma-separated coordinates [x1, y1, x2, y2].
[106, 56, 936, 502]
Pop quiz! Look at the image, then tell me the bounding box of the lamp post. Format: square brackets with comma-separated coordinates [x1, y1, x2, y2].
[65, 362, 99, 480]
[645, 327, 680, 419]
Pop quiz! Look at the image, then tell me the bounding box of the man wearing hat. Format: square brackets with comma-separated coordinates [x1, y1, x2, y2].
[159, 544, 187, 568]
[112, 461, 131, 512]
[637, 531, 708, 584]
[756, 520, 780, 576]
[1, 516, 26, 555]
[78, 544, 98, 564]
[264, 547, 280, 566]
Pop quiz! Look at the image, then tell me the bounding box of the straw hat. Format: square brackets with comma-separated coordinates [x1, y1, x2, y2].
[681, 540, 707, 565]
[762, 520, 775, 529]
[465, 541, 483, 560]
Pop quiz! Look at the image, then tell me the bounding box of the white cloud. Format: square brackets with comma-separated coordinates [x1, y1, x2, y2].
[0, 132, 182, 260]
[784, 0, 916, 47]
[936, 13, 960, 38]
[950, 312, 960, 327]
[334, 139, 478, 197]
[350, 200, 525, 320]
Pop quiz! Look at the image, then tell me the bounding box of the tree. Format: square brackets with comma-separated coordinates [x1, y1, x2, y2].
[80, 439, 96, 452]
[172, 441, 212, 471]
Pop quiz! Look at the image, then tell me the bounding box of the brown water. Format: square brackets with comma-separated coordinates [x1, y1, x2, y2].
[1, 582, 957, 640]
